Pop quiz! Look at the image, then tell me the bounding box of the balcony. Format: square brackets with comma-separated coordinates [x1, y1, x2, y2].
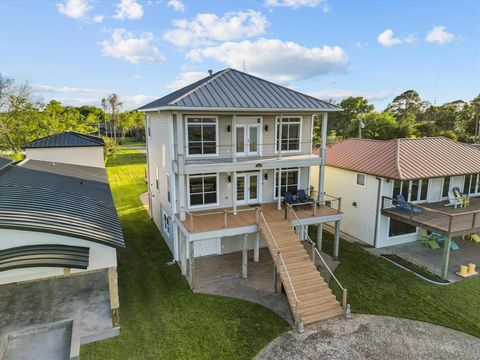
[173, 141, 321, 174]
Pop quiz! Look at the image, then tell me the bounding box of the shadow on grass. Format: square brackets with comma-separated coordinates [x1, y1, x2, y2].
[107, 151, 146, 167]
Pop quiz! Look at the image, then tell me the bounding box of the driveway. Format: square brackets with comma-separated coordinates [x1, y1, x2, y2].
[256, 314, 480, 360]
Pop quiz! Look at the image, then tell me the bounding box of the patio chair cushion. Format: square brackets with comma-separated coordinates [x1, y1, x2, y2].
[396, 194, 422, 215]
[297, 189, 314, 204]
[283, 191, 301, 204]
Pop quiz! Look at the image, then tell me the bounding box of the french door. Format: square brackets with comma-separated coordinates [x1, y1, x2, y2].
[236, 123, 261, 156]
[237, 173, 260, 205]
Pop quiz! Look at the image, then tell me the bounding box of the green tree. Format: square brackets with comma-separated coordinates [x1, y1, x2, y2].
[327, 96, 374, 137]
[347, 112, 398, 140]
[386, 90, 428, 122]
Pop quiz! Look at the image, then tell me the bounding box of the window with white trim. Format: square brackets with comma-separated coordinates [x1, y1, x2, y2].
[163, 212, 171, 237]
[166, 173, 171, 203]
[466, 173, 480, 195]
[155, 163, 159, 191]
[276, 117, 301, 152]
[186, 117, 217, 156]
[442, 177, 451, 197]
[188, 173, 218, 207]
[356, 173, 366, 187]
[274, 168, 299, 198]
[392, 179, 429, 203]
[389, 218, 416, 237]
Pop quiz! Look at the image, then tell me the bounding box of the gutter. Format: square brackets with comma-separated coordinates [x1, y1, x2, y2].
[138, 106, 344, 113]
[373, 177, 383, 248]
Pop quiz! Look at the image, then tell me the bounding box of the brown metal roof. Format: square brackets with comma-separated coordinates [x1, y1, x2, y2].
[324, 137, 480, 180]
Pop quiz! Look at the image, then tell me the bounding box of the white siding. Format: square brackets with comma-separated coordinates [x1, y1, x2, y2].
[0, 229, 117, 285]
[25, 146, 104, 168]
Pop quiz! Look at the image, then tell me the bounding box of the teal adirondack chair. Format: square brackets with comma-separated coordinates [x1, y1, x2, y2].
[419, 229, 440, 249]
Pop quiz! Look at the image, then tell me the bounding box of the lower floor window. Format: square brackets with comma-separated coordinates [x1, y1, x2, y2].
[188, 174, 218, 207]
[275, 168, 299, 198]
[389, 218, 416, 237]
[163, 212, 171, 236]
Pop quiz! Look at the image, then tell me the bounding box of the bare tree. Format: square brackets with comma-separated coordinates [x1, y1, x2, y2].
[107, 94, 122, 142]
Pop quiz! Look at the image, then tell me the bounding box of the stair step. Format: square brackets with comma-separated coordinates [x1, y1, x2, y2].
[301, 308, 344, 325]
[300, 302, 342, 317]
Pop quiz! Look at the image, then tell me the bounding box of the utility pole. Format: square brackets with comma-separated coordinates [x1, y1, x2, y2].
[476, 114, 480, 142]
[358, 117, 365, 139]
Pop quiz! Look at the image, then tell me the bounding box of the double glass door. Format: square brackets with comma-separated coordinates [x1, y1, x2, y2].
[236, 123, 260, 156]
[237, 173, 260, 205]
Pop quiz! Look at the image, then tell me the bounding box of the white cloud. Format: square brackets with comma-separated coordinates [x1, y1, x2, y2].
[265, 0, 330, 11]
[377, 29, 415, 47]
[167, 0, 185, 12]
[56, 0, 90, 19]
[93, 14, 104, 23]
[187, 38, 348, 83]
[310, 89, 391, 102]
[114, 0, 143, 20]
[99, 29, 165, 64]
[426, 26, 456, 44]
[163, 10, 268, 47]
[167, 71, 208, 90]
[31, 83, 155, 110]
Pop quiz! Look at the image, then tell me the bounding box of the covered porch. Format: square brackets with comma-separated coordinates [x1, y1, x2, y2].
[381, 196, 480, 280]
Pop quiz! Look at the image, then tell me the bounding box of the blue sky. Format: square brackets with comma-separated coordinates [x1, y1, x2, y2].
[1, 0, 479, 110]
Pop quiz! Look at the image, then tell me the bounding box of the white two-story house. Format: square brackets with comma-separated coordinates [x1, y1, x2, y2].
[139, 68, 346, 328]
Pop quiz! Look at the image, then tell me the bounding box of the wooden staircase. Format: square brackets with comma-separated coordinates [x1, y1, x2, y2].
[259, 215, 344, 327]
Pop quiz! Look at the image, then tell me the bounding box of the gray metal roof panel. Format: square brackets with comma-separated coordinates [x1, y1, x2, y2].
[23, 131, 104, 149]
[0, 157, 13, 169]
[139, 68, 342, 111]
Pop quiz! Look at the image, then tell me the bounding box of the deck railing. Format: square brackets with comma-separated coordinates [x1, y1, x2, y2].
[182, 206, 259, 232]
[309, 190, 342, 213]
[258, 210, 302, 331]
[381, 196, 480, 235]
[288, 205, 349, 315]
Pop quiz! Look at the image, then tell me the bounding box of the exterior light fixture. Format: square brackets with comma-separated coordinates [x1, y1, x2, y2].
[264, 173, 268, 180]
[264, 125, 268, 132]
[228, 176, 231, 183]
[227, 125, 231, 132]
[352, 202, 357, 207]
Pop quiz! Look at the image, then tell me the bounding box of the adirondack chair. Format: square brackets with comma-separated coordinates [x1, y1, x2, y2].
[296, 189, 314, 204]
[445, 191, 463, 208]
[283, 191, 301, 205]
[396, 194, 422, 215]
[432, 232, 460, 250]
[419, 229, 440, 249]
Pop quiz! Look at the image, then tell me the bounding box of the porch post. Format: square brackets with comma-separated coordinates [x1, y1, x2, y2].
[189, 240, 195, 289]
[277, 168, 282, 210]
[242, 234, 248, 279]
[316, 223, 323, 251]
[441, 235, 452, 280]
[232, 115, 237, 162]
[180, 230, 187, 276]
[333, 220, 340, 260]
[273, 264, 278, 293]
[254, 232, 260, 262]
[233, 171, 237, 215]
[318, 113, 328, 204]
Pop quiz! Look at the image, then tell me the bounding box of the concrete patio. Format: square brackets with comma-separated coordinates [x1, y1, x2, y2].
[0, 270, 118, 359]
[374, 236, 480, 282]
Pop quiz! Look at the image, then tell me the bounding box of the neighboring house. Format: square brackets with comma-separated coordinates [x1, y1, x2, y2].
[139, 68, 347, 327]
[311, 137, 480, 278]
[23, 131, 105, 168]
[0, 136, 124, 345]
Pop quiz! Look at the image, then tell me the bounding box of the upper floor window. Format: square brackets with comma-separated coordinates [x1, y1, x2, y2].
[163, 211, 171, 237]
[442, 177, 451, 197]
[356, 173, 366, 187]
[466, 174, 480, 195]
[274, 168, 299, 198]
[276, 117, 301, 152]
[393, 179, 429, 203]
[186, 116, 217, 156]
[188, 173, 218, 207]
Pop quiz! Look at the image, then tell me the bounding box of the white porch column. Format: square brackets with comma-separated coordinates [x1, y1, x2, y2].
[180, 229, 187, 276]
[179, 174, 186, 221]
[233, 171, 237, 215]
[278, 115, 283, 160]
[188, 240, 195, 289]
[242, 234, 248, 279]
[333, 220, 340, 260]
[254, 232, 260, 262]
[318, 113, 328, 203]
[277, 167, 282, 210]
[232, 115, 237, 163]
[176, 112, 186, 221]
[317, 223, 323, 251]
[441, 235, 452, 280]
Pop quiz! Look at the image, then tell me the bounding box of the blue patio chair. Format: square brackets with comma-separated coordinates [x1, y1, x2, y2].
[396, 194, 422, 215]
[296, 189, 314, 204]
[432, 232, 460, 250]
[283, 191, 301, 205]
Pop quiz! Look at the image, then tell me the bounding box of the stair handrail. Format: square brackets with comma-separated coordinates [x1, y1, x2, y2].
[259, 210, 302, 329]
[288, 204, 348, 311]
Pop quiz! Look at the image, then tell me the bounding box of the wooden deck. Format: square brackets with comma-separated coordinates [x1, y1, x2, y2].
[381, 196, 480, 237]
[179, 202, 339, 234]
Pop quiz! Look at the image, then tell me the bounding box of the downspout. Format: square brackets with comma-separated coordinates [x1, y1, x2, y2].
[145, 114, 152, 219]
[373, 177, 383, 248]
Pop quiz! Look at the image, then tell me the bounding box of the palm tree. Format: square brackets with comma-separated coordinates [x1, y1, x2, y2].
[101, 98, 109, 137]
[108, 94, 122, 143]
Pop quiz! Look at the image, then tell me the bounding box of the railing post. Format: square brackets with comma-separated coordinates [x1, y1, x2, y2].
[224, 209, 228, 228]
[189, 213, 194, 232]
[337, 197, 342, 212]
[342, 288, 348, 309]
[313, 200, 317, 216]
[256, 207, 260, 225]
[473, 213, 477, 229]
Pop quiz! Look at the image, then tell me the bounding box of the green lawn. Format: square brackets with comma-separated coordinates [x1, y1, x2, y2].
[309, 227, 480, 338]
[80, 150, 289, 360]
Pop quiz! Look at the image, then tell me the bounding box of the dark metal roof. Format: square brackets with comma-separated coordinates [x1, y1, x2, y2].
[139, 68, 342, 112]
[0, 244, 89, 272]
[0, 157, 13, 170]
[0, 162, 124, 248]
[23, 131, 104, 149]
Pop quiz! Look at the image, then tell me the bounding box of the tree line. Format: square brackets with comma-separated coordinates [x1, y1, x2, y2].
[318, 90, 480, 143]
[0, 75, 144, 154]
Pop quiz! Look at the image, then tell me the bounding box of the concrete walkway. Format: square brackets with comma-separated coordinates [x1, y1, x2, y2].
[256, 314, 480, 360]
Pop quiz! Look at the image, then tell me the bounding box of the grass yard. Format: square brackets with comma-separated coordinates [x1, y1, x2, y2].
[310, 227, 480, 338]
[81, 150, 289, 359]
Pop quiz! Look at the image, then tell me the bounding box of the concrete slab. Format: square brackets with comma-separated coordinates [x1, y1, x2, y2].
[256, 314, 480, 360]
[0, 270, 116, 351]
